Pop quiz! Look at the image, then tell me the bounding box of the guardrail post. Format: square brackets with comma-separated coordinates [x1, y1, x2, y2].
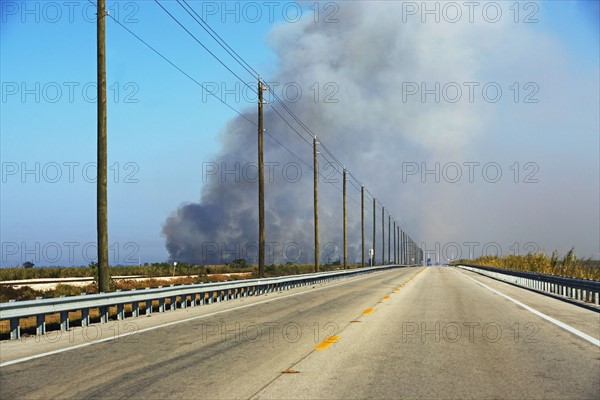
[36, 314, 45, 336]
[132, 302, 139, 317]
[60, 311, 70, 331]
[181, 295, 187, 309]
[100, 306, 108, 323]
[145, 299, 153, 315]
[9, 316, 20, 340]
[170, 296, 177, 311]
[81, 308, 90, 327]
[595, 292, 599, 305]
[117, 304, 124, 320]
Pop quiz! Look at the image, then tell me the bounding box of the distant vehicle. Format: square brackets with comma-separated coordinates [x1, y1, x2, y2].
[426, 258, 432, 266]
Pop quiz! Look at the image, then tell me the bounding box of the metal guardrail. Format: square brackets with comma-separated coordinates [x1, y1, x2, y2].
[456, 264, 600, 307]
[0, 265, 409, 341]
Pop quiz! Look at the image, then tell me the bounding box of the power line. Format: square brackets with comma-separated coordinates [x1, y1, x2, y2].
[265, 132, 312, 169]
[94, 0, 417, 246]
[101, 7, 256, 127]
[154, 0, 256, 93]
[162, 0, 396, 221]
[178, 0, 260, 80]
[268, 103, 313, 147]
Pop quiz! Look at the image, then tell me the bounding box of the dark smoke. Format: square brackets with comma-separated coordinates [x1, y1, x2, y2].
[162, 3, 485, 264]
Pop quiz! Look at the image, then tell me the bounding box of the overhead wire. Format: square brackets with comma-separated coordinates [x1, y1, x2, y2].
[178, 0, 261, 79]
[92, 0, 414, 243]
[154, 0, 256, 92]
[95, 2, 256, 126]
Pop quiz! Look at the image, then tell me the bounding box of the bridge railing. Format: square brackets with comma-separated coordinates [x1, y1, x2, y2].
[0, 264, 410, 341]
[456, 264, 600, 307]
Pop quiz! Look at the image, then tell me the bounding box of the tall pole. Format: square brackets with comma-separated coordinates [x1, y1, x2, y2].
[400, 230, 404, 265]
[258, 79, 265, 277]
[343, 168, 347, 269]
[361, 186, 365, 268]
[388, 215, 391, 264]
[403, 233, 407, 265]
[313, 136, 319, 272]
[96, 0, 109, 292]
[396, 226, 399, 264]
[381, 206, 385, 265]
[393, 221, 396, 264]
[399, 227, 401, 264]
[372, 198, 376, 266]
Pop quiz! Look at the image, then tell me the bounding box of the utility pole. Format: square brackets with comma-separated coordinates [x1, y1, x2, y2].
[361, 186, 365, 268]
[388, 214, 392, 262]
[393, 220, 396, 264]
[400, 230, 404, 265]
[313, 136, 319, 272]
[398, 227, 401, 264]
[372, 198, 376, 266]
[258, 79, 265, 277]
[381, 206, 385, 265]
[342, 168, 347, 269]
[96, 0, 109, 292]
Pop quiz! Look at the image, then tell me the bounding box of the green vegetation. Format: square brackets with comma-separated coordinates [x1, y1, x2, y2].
[453, 249, 599, 281]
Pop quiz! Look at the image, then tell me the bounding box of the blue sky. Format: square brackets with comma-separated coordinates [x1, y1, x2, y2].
[1, 1, 599, 266]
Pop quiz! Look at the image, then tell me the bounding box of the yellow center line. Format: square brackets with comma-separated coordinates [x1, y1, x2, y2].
[314, 335, 341, 350]
[362, 308, 375, 315]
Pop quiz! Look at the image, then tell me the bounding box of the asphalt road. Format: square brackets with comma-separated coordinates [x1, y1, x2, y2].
[1, 266, 598, 399]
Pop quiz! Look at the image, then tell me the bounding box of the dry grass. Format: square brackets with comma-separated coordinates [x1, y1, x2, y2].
[455, 249, 599, 281]
[0, 262, 354, 338]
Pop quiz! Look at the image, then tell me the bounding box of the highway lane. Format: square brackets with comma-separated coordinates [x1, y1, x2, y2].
[255, 266, 600, 399]
[1, 266, 598, 399]
[0, 267, 420, 399]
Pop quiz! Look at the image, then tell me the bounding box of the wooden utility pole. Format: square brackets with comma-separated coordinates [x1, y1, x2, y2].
[405, 232, 408, 264]
[393, 221, 396, 264]
[258, 79, 265, 277]
[313, 136, 319, 272]
[361, 186, 365, 268]
[397, 226, 400, 264]
[96, 0, 109, 292]
[400, 230, 404, 265]
[342, 168, 347, 269]
[381, 206, 385, 265]
[388, 216, 391, 264]
[372, 198, 376, 266]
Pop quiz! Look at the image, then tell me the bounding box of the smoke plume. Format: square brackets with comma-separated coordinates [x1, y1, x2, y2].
[162, 2, 558, 264]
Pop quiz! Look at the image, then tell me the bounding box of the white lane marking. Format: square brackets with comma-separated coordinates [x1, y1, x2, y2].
[1, 269, 408, 367]
[455, 269, 600, 347]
